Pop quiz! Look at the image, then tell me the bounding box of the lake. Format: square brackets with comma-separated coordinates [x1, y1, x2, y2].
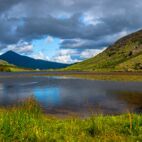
[0, 72, 142, 117]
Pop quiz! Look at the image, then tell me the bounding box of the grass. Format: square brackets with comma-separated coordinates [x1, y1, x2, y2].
[0, 60, 32, 72]
[62, 74, 142, 82]
[35, 71, 142, 82]
[0, 65, 32, 72]
[0, 98, 142, 141]
[116, 54, 142, 71]
[1, 71, 142, 82]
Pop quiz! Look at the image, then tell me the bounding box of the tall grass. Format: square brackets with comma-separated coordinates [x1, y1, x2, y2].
[0, 98, 142, 142]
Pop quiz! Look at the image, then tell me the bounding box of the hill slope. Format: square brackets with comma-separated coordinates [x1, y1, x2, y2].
[65, 29, 142, 71]
[0, 60, 9, 65]
[0, 51, 69, 70]
[0, 59, 26, 72]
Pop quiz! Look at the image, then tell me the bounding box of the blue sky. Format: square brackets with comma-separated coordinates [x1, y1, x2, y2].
[0, 0, 142, 63]
[32, 37, 60, 59]
[31, 36, 104, 63]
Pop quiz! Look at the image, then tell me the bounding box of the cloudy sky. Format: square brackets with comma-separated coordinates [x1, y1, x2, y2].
[0, 0, 142, 63]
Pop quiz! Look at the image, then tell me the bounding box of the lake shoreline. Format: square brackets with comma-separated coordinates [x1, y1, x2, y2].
[0, 71, 142, 81]
[1, 72, 142, 116]
[0, 73, 142, 141]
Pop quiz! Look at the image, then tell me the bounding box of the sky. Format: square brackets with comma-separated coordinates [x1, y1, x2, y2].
[0, 0, 142, 64]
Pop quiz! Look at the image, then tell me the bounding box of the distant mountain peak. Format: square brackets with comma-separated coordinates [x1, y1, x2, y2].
[0, 50, 69, 70]
[4, 50, 19, 55]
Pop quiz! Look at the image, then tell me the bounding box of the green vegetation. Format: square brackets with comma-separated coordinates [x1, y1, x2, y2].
[0, 60, 16, 72]
[116, 54, 142, 71]
[64, 29, 142, 72]
[0, 98, 142, 142]
[31, 71, 142, 82]
[61, 73, 142, 82]
[0, 60, 9, 65]
[1, 70, 142, 82]
[0, 59, 32, 72]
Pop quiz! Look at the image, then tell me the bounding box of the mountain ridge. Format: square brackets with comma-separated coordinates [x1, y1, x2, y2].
[0, 51, 69, 70]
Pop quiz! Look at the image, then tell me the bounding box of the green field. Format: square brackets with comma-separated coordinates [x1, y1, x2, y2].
[0, 98, 142, 142]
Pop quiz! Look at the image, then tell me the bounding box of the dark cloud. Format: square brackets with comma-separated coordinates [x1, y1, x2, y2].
[0, 0, 20, 13]
[0, 0, 142, 50]
[60, 39, 109, 49]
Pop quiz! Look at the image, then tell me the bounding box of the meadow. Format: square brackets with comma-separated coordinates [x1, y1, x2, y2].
[0, 98, 142, 142]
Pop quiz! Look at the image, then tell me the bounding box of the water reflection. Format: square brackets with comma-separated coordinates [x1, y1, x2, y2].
[0, 84, 3, 90]
[0, 76, 142, 116]
[34, 87, 61, 107]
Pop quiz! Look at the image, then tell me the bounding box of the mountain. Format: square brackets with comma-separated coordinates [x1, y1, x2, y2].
[64, 29, 142, 72]
[0, 51, 69, 70]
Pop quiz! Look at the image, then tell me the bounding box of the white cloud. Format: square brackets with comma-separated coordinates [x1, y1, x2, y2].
[80, 48, 106, 59]
[16, 44, 33, 53]
[1, 41, 33, 54]
[82, 14, 101, 26]
[57, 49, 77, 55]
[32, 51, 50, 60]
[53, 54, 80, 64]
[51, 48, 105, 64]
[52, 49, 80, 64]
[31, 49, 79, 63]
[53, 55, 74, 64]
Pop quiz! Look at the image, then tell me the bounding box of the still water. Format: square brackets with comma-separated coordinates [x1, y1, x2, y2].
[0, 75, 142, 116]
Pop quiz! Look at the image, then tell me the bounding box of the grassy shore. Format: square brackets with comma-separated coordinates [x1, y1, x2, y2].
[63, 74, 142, 82]
[44, 72, 142, 82]
[1, 71, 142, 82]
[0, 98, 141, 142]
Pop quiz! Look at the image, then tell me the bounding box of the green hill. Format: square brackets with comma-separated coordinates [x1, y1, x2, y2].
[0, 60, 9, 65]
[65, 29, 142, 72]
[0, 60, 14, 72]
[0, 60, 30, 72]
